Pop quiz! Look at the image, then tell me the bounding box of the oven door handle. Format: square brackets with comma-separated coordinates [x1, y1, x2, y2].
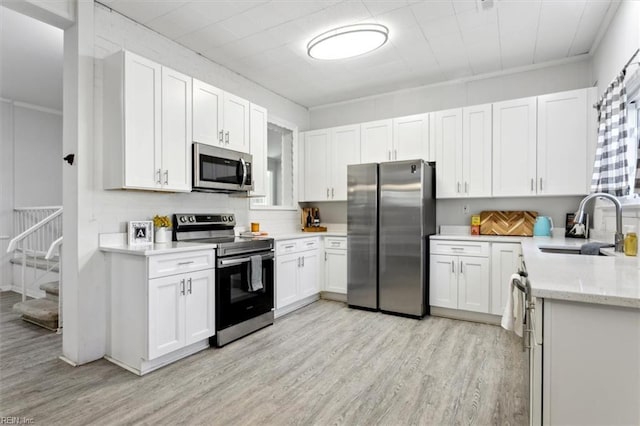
[218, 252, 274, 268]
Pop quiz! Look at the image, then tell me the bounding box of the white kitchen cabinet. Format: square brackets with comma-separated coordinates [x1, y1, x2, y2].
[492, 96, 537, 197]
[275, 238, 321, 311]
[106, 249, 215, 375]
[537, 88, 589, 195]
[191, 78, 250, 153]
[361, 119, 393, 163]
[302, 125, 360, 201]
[103, 50, 192, 192]
[462, 104, 492, 198]
[324, 237, 347, 294]
[249, 103, 268, 197]
[430, 240, 490, 314]
[490, 243, 522, 315]
[434, 108, 463, 198]
[393, 113, 431, 161]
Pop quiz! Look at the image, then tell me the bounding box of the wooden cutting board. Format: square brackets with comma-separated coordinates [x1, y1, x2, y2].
[480, 211, 538, 236]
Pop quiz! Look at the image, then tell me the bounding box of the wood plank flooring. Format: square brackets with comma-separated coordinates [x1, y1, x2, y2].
[0, 291, 528, 425]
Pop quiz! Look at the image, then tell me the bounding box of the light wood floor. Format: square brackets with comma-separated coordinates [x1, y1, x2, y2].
[0, 291, 527, 425]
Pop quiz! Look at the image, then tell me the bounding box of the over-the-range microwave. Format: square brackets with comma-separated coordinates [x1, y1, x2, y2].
[192, 143, 253, 193]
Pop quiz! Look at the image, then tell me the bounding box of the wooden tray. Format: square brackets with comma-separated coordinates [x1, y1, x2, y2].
[480, 211, 538, 236]
[302, 226, 327, 232]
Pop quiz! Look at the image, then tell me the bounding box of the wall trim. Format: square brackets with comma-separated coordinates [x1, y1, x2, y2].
[0, 98, 63, 116]
[309, 54, 592, 111]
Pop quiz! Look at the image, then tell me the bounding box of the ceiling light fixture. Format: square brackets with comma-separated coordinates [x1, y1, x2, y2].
[307, 24, 389, 60]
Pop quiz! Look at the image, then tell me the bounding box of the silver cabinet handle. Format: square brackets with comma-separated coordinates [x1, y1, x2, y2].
[306, 242, 314, 246]
[302, 256, 305, 267]
[225, 131, 229, 144]
[465, 182, 468, 193]
[284, 244, 295, 249]
[297, 257, 301, 267]
[388, 150, 391, 161]
[180, 279, 185, 296]
[451, 261, 455, 273]
[177, 261, 194, 265]
[187, 277, 192, 295]
[457, 182, 461, 193]
[539, 177, 543, 191]
[325, 252, 327, 261]
[459, 261, 463, 275]
[164, 170, 169, 185]
[331, 242, 340, 247]
[531, 178, 534, 191]
[219, 130, 224, 145]
[326, 188, 329, 199]
[331, 188, 334, 198]
[451, 247, 464, 251]
[156, 169, 162, 184]
[394, 149, 397, 160]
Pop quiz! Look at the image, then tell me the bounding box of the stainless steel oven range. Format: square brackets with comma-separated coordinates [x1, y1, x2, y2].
[173, 213, 274, 347]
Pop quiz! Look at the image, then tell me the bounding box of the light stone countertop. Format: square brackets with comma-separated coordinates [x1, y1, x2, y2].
[433, 233, 640, 309]
[99, 233, 217, 256]
[270, 231, 347, 241]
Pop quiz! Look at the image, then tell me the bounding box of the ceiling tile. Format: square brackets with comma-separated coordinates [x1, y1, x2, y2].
[569, 0, 612, 55]
[410, 0, 455, 23]
[362, 0, 409, 16]
[534, 0, 586, 62]
[466, 38, 501, 74]
[451, 0, 478, 15]
[456, 8, 497, 32]
[146, 4, 213, 39]
[177, 24, 239, 53]
[419, 15, 460, 40]
[500, 31, 536, 69]
[497, 0, 541, 35]
[107, 0, 187, 24]
[428, 32, 469, 68]
[372, 5, 419, 32]
[460, 23, 499, 46]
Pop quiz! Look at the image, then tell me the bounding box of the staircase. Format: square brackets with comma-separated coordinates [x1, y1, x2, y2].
[7, 207, 63, 332]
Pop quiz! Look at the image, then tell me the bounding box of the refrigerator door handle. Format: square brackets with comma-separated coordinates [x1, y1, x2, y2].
[460, 260, 463, 275]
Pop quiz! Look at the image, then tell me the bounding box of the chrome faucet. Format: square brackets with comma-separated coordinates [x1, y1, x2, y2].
[575, 192, 624, 252]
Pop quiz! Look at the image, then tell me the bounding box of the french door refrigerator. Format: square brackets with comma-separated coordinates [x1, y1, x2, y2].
[347, 160, 436, 318]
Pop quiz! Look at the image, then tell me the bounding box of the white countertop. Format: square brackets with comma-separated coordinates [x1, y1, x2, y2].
[270, 231, 347, 241]
[434, 233, 640, 309]
[99, 233, 216, 256]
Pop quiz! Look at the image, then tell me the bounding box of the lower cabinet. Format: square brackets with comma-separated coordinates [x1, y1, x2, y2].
[275, 238, 320, 310]
[490, 242, 522, 315]
[324, 237, 347, 294]
[106, 249, 215, 375]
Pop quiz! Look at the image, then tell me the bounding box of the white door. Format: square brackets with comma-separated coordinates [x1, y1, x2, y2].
[124, 51, 161, 190]
[361, 119, 392, 163]
[276, 253, 299, 309]
[490, 243, 522, 315]
[249, 103, 268, 197]
[429, 255, 458, 309]
[493, 97, 537, 196]
[458, 257, 490, 313]
[463, 104, 492, 197]
[184, 269, 215, 345]
[222, 92, 250, 153]
[148, 275, 185, 359]
[299, 250, 320, 298]
[303, 129, 330, 201]
[434, 108, 463, 198]
[192, 78, 223, 146]
[393, 113, 430, 161]
[330, 125, 361, 201]
[537, 89, 588, 195]
[161, 67, 192, 192]
[324, 249, 347, 294]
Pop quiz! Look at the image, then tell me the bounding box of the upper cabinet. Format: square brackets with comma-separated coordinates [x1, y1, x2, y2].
[103, 50, 192, 192]
[360, 114, 431, 164]
[192, 79, 250, 153]
[302, 125, 360, 201]
[462, 104, 492, 198]
[249, 103, 268, 197]
[434, 108, 463, 198]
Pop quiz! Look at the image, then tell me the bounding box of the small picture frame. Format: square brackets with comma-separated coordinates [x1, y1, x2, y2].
[565, 213, 589, 239]
[128, 221, 154, 246]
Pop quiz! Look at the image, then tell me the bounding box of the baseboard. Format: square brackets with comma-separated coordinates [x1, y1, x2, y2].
[430, 306, 501, 326]
[275, 294, 320, 318]
[320, 291, 347, 302]
[106, 340, 210, 376]
[59, 356, 78, 367]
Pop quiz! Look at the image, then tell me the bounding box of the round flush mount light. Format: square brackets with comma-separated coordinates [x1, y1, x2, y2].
[307, 23, 389, 60]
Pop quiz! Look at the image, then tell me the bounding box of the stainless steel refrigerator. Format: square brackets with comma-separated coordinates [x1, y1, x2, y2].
[347, 160, 436, 318]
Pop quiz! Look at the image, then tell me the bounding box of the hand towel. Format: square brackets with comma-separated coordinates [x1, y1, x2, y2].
[502, 273, 525, 337]
[249, 255, 263, 292]
[580, 242, 613, 255]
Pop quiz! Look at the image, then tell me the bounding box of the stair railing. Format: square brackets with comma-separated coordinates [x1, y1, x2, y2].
[46, 236, 63, 333]
[7, 207, 63, 302]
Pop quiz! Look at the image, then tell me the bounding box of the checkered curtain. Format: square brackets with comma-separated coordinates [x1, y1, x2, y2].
[591, 72, 630, 196]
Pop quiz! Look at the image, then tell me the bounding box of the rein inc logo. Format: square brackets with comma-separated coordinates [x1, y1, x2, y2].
[0, 418, 34, 424]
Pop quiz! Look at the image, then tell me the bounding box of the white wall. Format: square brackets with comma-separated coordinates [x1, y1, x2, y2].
[309, 59, 593, 129]
[0, 101, 13, 288]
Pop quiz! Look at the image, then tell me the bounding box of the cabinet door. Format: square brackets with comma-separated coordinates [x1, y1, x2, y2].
[493, 97, 537, 196]
[490, 243, 522, 315]
[249, 103, 268, 197]
[330, 125, 361, 201]
[324, 249, 347, 294]
[192, 79, 223, 147]
[361, 119, 392, 163]
[303, 129, 330, 201]
[124, 52, 162, 190]
[299, 250, 321, 298]
[434, 108, 463, 198]
[276, 253, 299, 309]
[161, 67, 192, 192]
[463, 104, 492, 197]
[537, 89, 588, 195]
[429, 254, 458, 309]
[222, 92, 250, 153]
[393, 113, 430, 161]
[458, 256, 490, 313]
[185, 269, 215, 345]
[148, 275, 185, 359]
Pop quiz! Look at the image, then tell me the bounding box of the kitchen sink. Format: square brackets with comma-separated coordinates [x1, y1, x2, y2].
[538, 246, 612, 256]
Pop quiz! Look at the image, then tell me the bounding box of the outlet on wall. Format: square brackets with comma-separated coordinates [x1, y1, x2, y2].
[463, 204, 470, 215]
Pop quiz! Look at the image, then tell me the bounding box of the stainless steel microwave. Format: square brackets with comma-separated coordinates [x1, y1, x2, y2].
[192, 143, 253, 192]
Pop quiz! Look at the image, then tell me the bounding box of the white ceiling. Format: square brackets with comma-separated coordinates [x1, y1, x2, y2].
[103, 0, 613, 108]
[0, 6, 64, 110]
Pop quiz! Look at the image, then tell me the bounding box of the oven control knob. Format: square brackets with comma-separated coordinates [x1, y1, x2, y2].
[179, 216, 186, 223]
[188, 216, 195, 223]
[228, 215, 233, 222]
[222, 216, 227, 222]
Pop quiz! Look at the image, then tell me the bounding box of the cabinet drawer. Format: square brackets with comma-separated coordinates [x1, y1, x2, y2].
[299, 237, 320, 251]
[430, 240, 489, 257]
[325, 237, 347, 250]
[148, 250, 214, 279]
[276, 240, 299, 255]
